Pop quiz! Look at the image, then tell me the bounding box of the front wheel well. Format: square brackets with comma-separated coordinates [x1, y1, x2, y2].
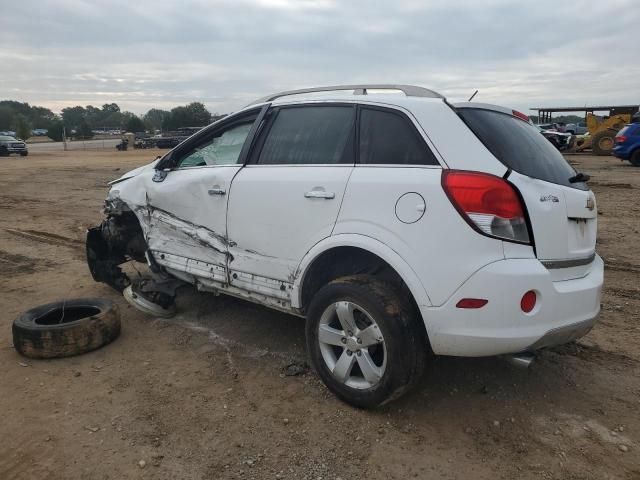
[299, 246, 427, 334]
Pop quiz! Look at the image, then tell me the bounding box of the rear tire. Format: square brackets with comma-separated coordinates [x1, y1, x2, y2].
[305, 275, 428, 408]
[20, 151, 28, 157]
[630, 150, 640, 167]
[592, 129, 617, 156]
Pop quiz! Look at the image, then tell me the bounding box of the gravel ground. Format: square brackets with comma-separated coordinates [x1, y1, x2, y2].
[0, 149, 639, 480]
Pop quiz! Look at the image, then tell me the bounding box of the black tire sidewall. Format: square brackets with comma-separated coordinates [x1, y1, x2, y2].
[13, 298, 120, 359]
[306, 277, 424, 408]
[630, 149, 640, 167]
[593, 130, 616, 156]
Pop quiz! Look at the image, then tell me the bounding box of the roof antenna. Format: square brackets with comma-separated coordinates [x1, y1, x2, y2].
[468, 90, 478, 102]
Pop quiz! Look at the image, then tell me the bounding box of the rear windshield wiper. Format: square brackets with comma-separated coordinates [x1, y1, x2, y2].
[569, 172, 590, 183]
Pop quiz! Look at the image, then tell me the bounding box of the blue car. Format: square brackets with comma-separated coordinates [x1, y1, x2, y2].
[613, 123, 640, 166]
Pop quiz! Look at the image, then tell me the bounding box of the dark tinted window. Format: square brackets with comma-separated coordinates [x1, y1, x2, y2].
[459, 108, 586, 190]
[619, 124, 639, 136]
[359, 108, 438, 165]
[257, 106, 355, 165]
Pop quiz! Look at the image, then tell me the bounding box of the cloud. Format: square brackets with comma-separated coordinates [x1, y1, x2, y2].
[1, 0, 638, 115]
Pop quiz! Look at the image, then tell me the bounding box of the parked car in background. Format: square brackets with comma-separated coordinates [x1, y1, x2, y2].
[87, 85, 602, 408]
[0, 135, 28, 156]
[613, 123, 640, 166]
[31, 128, 48, 136]
[565, 122, 588, 135]
[536, 123, 558, 131]
[537, 126, 574, 151]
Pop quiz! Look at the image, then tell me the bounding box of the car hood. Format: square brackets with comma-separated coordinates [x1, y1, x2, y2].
[108, 158, 161, 186]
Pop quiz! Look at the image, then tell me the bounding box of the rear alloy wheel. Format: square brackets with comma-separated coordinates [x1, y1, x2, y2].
[317, 300, 387, 390]
[592, 129, 617, 156]
[306, 275, 427, 408]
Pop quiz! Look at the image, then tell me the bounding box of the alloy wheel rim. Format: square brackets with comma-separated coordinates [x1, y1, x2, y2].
[318, 301, 387, 389]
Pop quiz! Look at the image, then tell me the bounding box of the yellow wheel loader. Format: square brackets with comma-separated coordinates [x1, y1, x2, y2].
[532, 105, 639, 156]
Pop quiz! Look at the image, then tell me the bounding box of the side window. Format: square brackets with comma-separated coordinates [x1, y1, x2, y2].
[359, 108, 439, 165]
[176, 119, 255, 168]
[256, 106, 355, 165]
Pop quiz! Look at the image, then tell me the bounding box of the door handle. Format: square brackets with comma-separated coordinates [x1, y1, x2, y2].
[208, 187, 226, 196]
[304, 190, 335, 199]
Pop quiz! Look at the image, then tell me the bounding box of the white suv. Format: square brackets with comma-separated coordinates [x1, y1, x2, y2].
[87, 85, 603, 407]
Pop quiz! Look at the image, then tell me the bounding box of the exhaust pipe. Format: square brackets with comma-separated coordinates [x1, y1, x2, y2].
[505, 353, 535, 369]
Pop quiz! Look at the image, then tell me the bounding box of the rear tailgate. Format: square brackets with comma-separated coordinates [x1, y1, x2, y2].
[508, 170, 596, 279]
[456, 105, 597, 280]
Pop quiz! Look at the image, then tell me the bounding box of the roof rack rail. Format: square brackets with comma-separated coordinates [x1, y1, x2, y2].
[248, 84, 444, 106]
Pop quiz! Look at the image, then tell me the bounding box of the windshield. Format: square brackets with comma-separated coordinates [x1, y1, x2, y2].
[459, 108, 587, 190]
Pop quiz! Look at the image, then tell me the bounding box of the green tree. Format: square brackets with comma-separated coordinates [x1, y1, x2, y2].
[61, 106, 86, 131]
[12, 114, 32, 140]
[102, 103, 120, 114]
[76, 119, 93, 139]
[0, 105, 13, 130]
[47, 119, 65, 142]
[143, 108, 171, 131]
[125, 114, 146, 132]
[29, 106, 57, 128]
[165, 102, 211, 130]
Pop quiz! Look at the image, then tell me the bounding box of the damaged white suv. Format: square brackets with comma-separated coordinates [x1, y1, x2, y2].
[87, 85, 603, 407]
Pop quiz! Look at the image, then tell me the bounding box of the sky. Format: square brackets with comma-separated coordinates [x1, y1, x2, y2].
[1, 0, 638, 116]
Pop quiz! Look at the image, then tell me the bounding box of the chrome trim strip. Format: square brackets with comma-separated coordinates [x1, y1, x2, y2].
[541, 253, 596, 270]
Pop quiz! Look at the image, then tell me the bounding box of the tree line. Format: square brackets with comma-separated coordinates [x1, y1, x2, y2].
[0, 100, 219, 141]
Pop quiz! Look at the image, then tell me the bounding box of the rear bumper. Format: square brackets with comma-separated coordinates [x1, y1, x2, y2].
[613, 145, 633, 159]
[421, 255, 603, 356]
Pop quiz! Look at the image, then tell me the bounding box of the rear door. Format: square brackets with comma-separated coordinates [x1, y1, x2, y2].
[458, 107, 597, 278]
[226, 104, 356, 301]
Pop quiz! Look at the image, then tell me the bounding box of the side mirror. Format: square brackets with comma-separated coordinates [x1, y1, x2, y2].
[152, 169, 169, 183]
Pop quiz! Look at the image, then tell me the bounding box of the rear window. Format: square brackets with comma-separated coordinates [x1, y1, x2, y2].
[359, 108, 439, 165]
[459, 108, 586, 190]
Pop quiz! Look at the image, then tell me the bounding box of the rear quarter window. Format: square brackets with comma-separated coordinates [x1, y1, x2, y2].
[458, 108, 586, 190]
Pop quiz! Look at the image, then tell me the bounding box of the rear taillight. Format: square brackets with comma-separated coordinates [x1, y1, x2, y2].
[442, 170, 531, 244]
[615, 135, 627, 143]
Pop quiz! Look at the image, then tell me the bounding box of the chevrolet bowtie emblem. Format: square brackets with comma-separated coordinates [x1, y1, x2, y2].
[586, 197, 595, 211]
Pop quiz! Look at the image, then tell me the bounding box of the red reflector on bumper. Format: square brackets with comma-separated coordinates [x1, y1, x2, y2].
[456, 298, 488, 309]
[521, 290, 537, 313]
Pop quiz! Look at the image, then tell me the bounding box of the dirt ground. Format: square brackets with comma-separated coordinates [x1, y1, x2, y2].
[1, 149, 639, 480]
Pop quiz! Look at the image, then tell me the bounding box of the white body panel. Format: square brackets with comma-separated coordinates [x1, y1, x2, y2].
[227, 164, 353, 298]
[332, 164, 505, 306]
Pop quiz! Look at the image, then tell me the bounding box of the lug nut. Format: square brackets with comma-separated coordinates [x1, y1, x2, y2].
[346, 350, 353, 356]
[341, 337, 347, 344]
[347, 331, 353, 336]
[356, 338, 362, 344]
[356, 351, 362, 356]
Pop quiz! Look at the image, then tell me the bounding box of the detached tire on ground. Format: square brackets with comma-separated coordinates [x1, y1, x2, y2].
[592, 129, 618, 156]
[306, 275, 428, 408]
[13, 298, 120, 359]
